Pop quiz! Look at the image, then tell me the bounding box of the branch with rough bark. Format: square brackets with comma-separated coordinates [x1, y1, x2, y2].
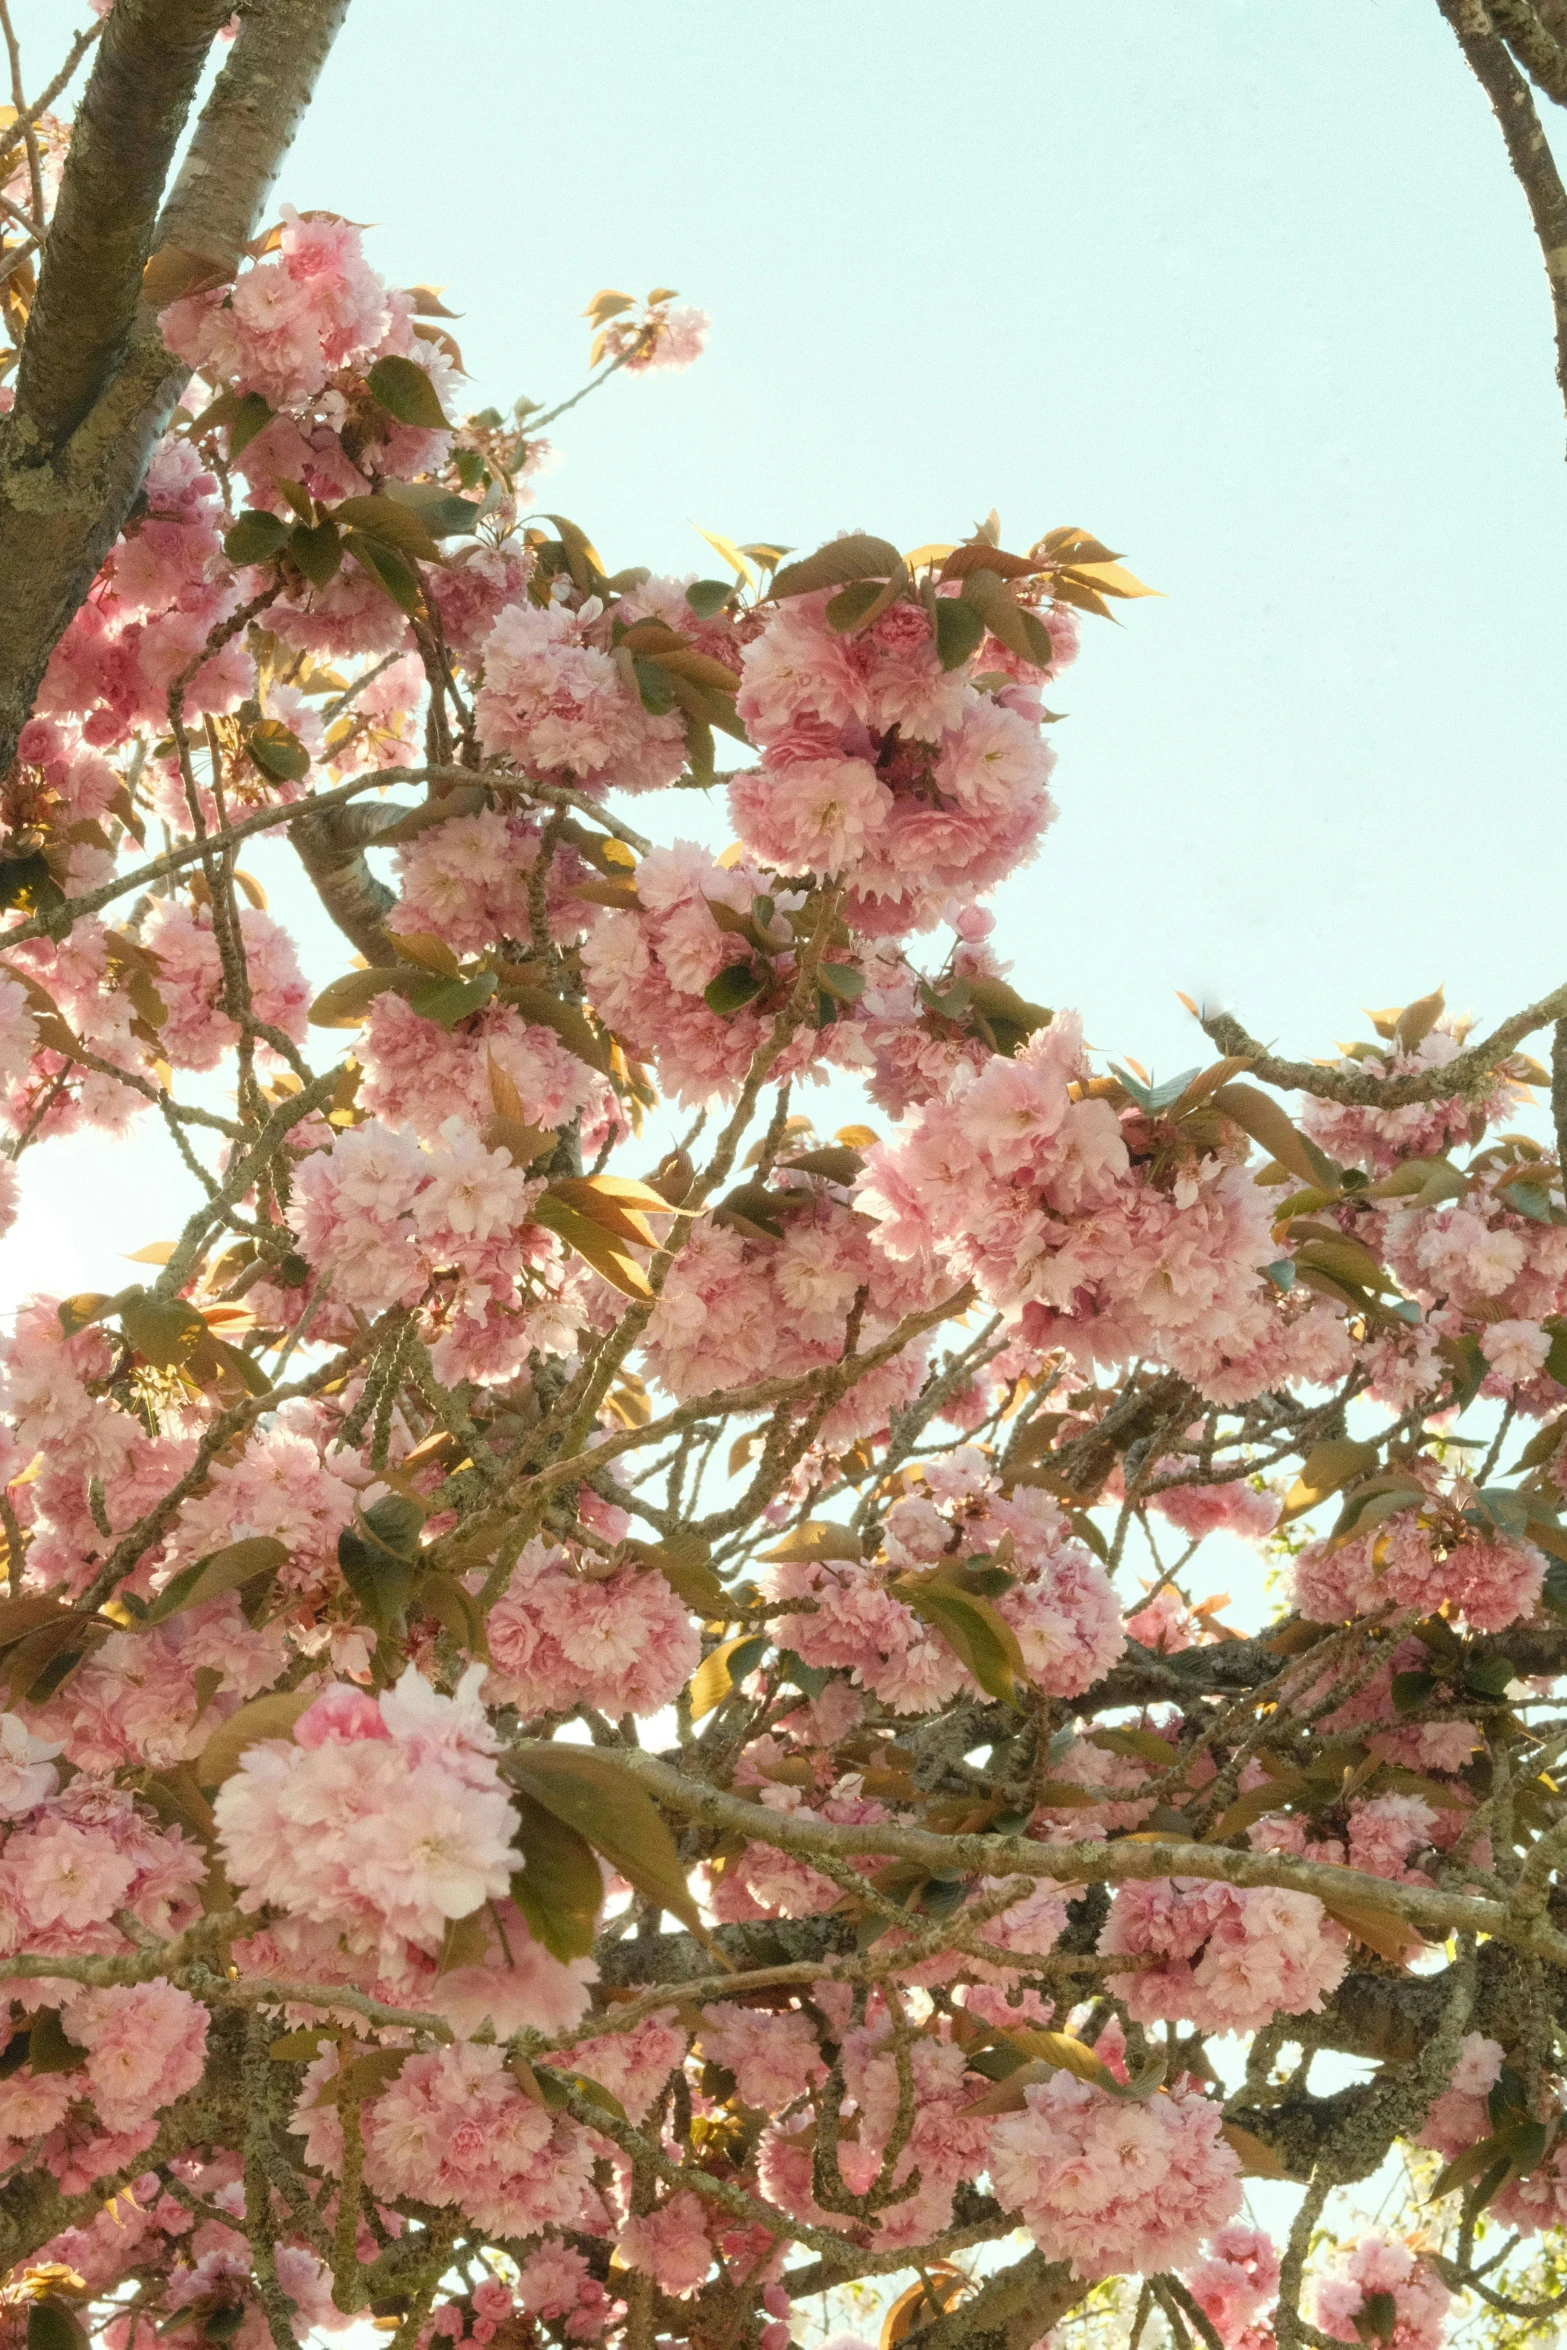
[0, 0, 352, 773]
[1438, 0, 1567, 442]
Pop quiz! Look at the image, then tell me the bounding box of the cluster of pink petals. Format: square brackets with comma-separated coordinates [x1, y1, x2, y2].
[355, 988, 617, 1152]
[290, 1114, 545, 1312]
[857, 1010, 1344, 1399]
[580, 840, 846, 1105]
[698, 2000, 826, 2107]
[160, 207, 393, 410]
[730, 589, 1067, 933]
[642, 1186, 936, 1443]
[602, 305, 710, 372]
[214, 1668, 518, 1953]
[1099, 1877, 1348, 2033]
[1314, 2234, 1451, 2350]
[303, 2040, 596, 2241]
[1293, 1512, 1543, 1634]
[476, 598, 687, 791]
[1419, 2030, 1504, 2158]
[1302, 1027, 1522, 1174]
[1184, 2223, 1281, 2347]
[765, 1460, 1123, 1713]
[485, 1541, 699, 1719]
[616, 2189, 713, 2296]
[987, 2073, 1243, 2278]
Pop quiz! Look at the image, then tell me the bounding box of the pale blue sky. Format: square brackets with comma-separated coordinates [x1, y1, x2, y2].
[6, 0, 1567, 1298]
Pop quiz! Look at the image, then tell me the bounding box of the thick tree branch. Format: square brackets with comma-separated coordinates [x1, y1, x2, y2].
[157, 0, 353, 261]
[1438, 0, 1567, 440]
[0, 0, 353, 776]
[12, 0, 231, 448]
[1490, 0, 1567, 102]
[291, 801, 402, 963]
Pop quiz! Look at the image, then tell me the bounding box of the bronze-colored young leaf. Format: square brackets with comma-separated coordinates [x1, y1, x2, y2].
[689, 1632, 769, 1720]
[1222, 2121, 1289, 2179]
[531, 1192, 654, 1300]
[1282, 1436, 1381, 1522]
[195, 1689, 315, 1788]
[762, 1521, 864, 1565]
[1320, 1892, 1421, 1964]
[896, 1580, 1029, 1709]
[1210, 1081, 1340, 1191]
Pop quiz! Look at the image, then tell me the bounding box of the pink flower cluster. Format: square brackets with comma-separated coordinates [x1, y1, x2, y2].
[764, 1455, 1123, 1713]
[1293, 1511, 1543, 1634]
[988, 2074, 1243, 2278]
[1099, 1877, 1348, 2033]
[1314, 2235, 1451, 2350]
[290, 1114, 545, 1312]
[476, 598, 687, 791]
[214, 1668, 518, 1954]
[858, 1010, 1347, 1399]
[731, 586, 1070, 934]
[580, 840, 842, 1105]
[298, 2039, 596, 2241]
[1185, 2224, 1281, 2348]
[485, 1541, 699, 1719]
[642, 1181, 936, 1443]
[161, 207, 392, 410]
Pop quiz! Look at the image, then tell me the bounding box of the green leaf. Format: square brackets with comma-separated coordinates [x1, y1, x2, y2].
[627, 1535, 733, 1617]
[509, 1791, 604, 1962]
[289, 518, 343, 588]
[228, 391, 274, 459]
[1542, 1560, 1567, 1618]
[1354, 2292, 1397, 2346]
[898, 1580, 1029, 1709]
[337, 1502, 421, 1634]
[934, 595, 988, 671]
[333, 494, 442, 563]
[1472, 1486, 1532, 1539]
[144, 1536, 288, 1626]
[244, 718, 310, 783]
[1391, 1669, 1437, 1715]
[403, 970, 498, 1031]
[195, 1689, 314, 1787]
[631, 656, 676, 715]
[818, 963, 865, 1003]
[509, 1745, 702, 1935]
[25, 2007, 87, 2075]
[382, 481, 481, 539]
[771, 533, 902, 601]
[704, 963, 765, 1017]
[224, 509, 290, 567]
[28, 2301, 88, 2350]
[1429, 2133, 1508, 2202]
[684, 578, 736, 618]
[310, 2048, 408, 2107]
[344, 530, 423, 614]
[367, 353, 449, 430]
[1546, 1320, 1567, 1387]
[1464, 1655, 1514, 1701]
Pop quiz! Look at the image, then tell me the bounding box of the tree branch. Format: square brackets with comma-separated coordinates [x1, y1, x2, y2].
[1437, 0, 1567, 441]
[13, 0, 233, 449]
[0, 0, 354, 776]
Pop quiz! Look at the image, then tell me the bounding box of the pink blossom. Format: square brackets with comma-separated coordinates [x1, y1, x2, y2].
[988, 2074, 1243, 2278]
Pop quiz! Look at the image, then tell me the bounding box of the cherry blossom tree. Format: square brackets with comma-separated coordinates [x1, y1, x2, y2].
[5, 10, 1567, 2350]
